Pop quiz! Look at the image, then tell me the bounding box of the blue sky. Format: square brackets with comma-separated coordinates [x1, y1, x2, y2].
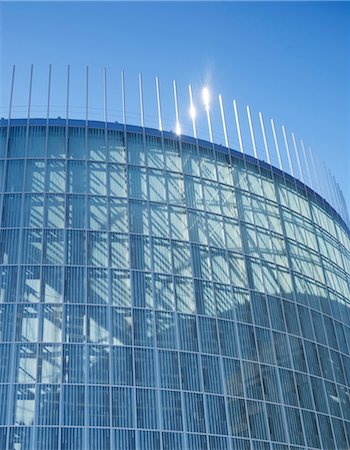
[1, 1, 349, 212]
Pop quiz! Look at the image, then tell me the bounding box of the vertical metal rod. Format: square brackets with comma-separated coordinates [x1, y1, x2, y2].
[335, 180, 342, 216]
[155, 76, 163, 132]
[339, 185, 349, 224]
[188, 84, 197, 139]
[205, 103, 213, 144]
[66, 64, 70, 124]
[334, 178, 344, 219]
[291, 132, 304, 183]
[139, 73, 144, 128]
[271, 119, 283, 171]
[259, 112, 270, 164]
[219, 94, 229, 148]
[246, 105, 257, 158]
[233, 99, 244, 153]
[282, 125, 294, 177]
[338, 184, 350, 225]
[45, 64, 52, 154]
[85, 66, 89, 184]
[316, 153, 327, 201]
[121, 70, 126, 127]
[173, 80, 181, 135]
[327, 167, 338, 210]
[324, 163, 334, 208]
[27, 64, 33, 123]
[342, 193, 350, 227]
[46, 64, 51, 123]
[309, 147, 320, 194]
[323, 161, 333, 206]
[85, 66, 89, 125]
[8, 65, 16, 120]
[104, 68, 108, 125]
[300, 140, 313, 189]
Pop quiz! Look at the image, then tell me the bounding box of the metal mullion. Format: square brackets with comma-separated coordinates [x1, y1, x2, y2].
[249, 159, 294, 338]
[294, 157, 343, 441]
[102, 67, 113, 447]
[285, 152, 335, 333]
[306, 147, 343, 293]
[191, 137, 212, 450]
[172, 131, 200, 449]
[149, 99, 164, 449]
[59, 63, 71, 445]
[272, 154, 325, 447]
[104, 95, 114, 450]
[207, 140, 234, 448]
[83, 74, 90, 448]
[33, 65, 52, 445]
[258, 175, 305, 436]
[224, 150, 250, 383]
[37, 63, 52, 379]
[236, 158, 274, 445]
[175, 130, 195, 450]
[221, 152, 255, 449]
[118, 84, 138, 446]
[59, 113, 69, 439]
[6, 65, 33, 445]
[83, 126, 89, 449]
[26, 64, 38, 445]
[83, 89, 89, 443]
[124, 127, 138, 447]
[259, 159, 306, 447]
[332, 231, 350, 330]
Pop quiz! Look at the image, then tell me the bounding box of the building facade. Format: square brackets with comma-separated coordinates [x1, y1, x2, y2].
[0, 118, 350, 450]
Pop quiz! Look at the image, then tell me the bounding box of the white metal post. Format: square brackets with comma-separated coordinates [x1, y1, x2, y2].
[246, 105, 257, 159]
[139, 73, 144, 128]
[66, 64, 70, 124]
[309, 147, 321, 194]
[104, 68, 108, 125]
[46, 64, 51, 124]
[301, 139, 313, 189]
[233, 99, 244, 153]
[121, 70, 126, 127]
[271, 119, 283, 171]
[219, 94, 229, 148]
[203, 87, 213, 143]
[173, 80, 181, 135]
[282, 125, 294, 177]
[188, 84, 197, 139]
[155, 76, 163, 132]
[259, 112, 270, 164]
[27, 64, 33, 124]
[291, 132, 304, 183]
[85, 66, 89, 125]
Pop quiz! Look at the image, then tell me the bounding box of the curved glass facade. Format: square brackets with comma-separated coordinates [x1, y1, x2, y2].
[0, 118, 350, 450]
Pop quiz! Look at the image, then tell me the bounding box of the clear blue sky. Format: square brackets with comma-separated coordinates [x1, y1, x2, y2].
[1, 1, 349, 212]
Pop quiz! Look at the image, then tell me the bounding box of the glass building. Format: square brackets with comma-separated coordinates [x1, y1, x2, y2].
[0, 117, 349, 450]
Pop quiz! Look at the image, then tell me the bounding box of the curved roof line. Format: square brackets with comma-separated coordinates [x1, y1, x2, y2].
[1, 117, 349, 234]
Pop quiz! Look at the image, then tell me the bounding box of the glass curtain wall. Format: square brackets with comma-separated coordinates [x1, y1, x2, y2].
[0, 121, 349, 450]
